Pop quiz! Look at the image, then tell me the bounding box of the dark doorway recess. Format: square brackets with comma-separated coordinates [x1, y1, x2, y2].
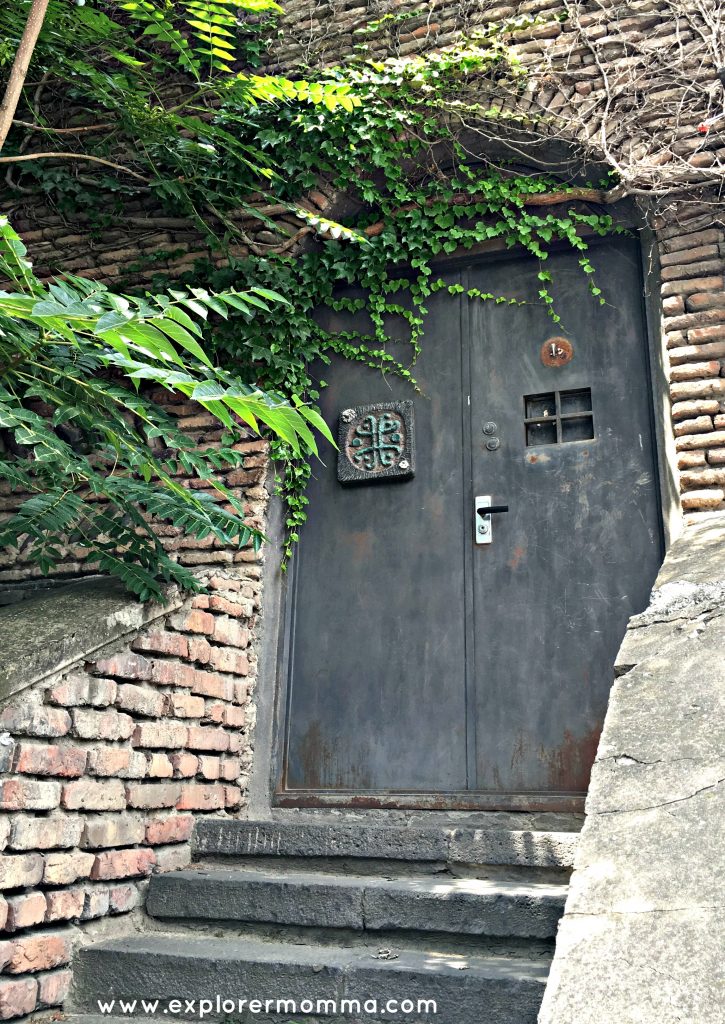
[274, 236, 663, 812]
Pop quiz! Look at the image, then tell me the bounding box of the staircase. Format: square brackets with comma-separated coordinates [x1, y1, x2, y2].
[69, 817, 579, 1024]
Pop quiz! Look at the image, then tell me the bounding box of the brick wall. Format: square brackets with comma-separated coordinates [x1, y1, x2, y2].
[0, 570, 259, 1019]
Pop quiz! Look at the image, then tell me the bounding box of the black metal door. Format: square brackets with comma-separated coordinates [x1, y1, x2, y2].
[276, 237, 662, 810]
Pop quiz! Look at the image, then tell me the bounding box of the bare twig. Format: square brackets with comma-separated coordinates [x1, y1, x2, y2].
[0, 152, 150, 182]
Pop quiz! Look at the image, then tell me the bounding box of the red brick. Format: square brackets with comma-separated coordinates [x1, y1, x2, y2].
[208, 647, 249, 676]
[208, 595, 246, 617]
[81, 815, 145, 849]
[673, 415, 713, 436]
[668, 341, 725, 365]
[146, 753, 174, 778]
[91, 848, 156, 880]
[0, 977, 37, 1019]
[0, 705, 70, 738]
[676, 429, 725, 449]
[198, 755, 221, 780]
[36, 969, 72, 1008]
[688, 324, 725, 345]
[187, 726, 229, 752]
[71, 708, 133, 741]
[224, 785, 243, 809]
[189, 670, 233, 701]
[125, 783, 181, 809]
[221, 758, 241, 781]
[43, 851, 95, 885]
[213, 617, 249, 648]
[4, 892, 47, 932]
[669, 360, 720, 382]
[0, 854, 43, 891]
[227, 732, 244, 754]
[0, 779, 60, 811]
[191, 594, 210, 609]
[207, 703, 246, 728]
[187, 637, 212, 664]
[232, 681, 248, 705]
[87, 747, 143, 778]
[681, 488, 724, 509]
[671, 399, 720, 420]
[149, 660, 197, 687]
[171, 609, 215, 634]
[164, 693, 205, 719]
[44, 887, 85, 922]
[47, 675, 116, 707]
[670, 380, 725, 402]
[153, 845, 192, 873]
[662, 294, 684, 316]
[0, 930, 72, 973]
[170, 752, 199, 778]
[144, 815, 194, 845]
[686, 291, 725, 312]
[176, 784, 225, 811]
[677, 451, 707, 469]
[13, 743, 86, 778]
[116, 683, 165, 718]
[62, 778, 126, 811]
[108, 883, 139, 914]
[10, 815, 83, 851]
[132, 722, 187, 749]
[91, 652, 152, 680]
[80, 887, 110, 920]
[133, 631, 189, 658]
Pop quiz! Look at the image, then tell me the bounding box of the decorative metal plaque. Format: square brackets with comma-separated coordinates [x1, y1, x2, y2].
[337, 401, 415, 485]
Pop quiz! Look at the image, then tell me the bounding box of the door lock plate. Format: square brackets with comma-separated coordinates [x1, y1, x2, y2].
[475, 495, 493, 545]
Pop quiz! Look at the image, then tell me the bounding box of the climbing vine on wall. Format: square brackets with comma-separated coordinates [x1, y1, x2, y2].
[1, 4, 616, 569]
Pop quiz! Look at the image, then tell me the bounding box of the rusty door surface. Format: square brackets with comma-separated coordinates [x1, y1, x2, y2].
[275, 236, 663, 811]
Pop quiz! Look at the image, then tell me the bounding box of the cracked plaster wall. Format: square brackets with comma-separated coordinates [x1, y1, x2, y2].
[539, 512, 725, 1024]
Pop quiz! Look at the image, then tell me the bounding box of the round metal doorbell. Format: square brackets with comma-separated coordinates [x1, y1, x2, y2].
[541, 336, 574, 367]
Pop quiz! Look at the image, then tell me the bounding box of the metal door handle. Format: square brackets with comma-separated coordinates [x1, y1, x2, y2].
[475, 496, 508, 545]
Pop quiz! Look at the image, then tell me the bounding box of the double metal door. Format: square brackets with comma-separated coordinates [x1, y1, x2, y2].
[275, 237, 662, 810]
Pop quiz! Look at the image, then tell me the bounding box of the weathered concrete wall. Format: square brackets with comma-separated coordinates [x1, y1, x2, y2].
[539, 512, 725, 1024]
[0, 571, 259, 1020]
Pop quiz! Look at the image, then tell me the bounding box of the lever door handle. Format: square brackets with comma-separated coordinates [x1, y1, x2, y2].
[475, 496, 508, 545]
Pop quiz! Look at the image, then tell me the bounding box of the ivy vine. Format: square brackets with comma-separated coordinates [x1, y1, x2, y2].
[2, 8, 617, 569]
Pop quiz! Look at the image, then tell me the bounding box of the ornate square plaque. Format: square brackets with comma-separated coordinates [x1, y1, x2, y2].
[337, 401, 415, 485]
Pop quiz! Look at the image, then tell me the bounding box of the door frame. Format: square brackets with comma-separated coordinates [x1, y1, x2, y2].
[246, 223, 681, 818]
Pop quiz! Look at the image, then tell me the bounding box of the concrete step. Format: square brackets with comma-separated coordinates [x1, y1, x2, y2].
[71, 934, 549, 1024]
[193, 820, 579, 869]
[147, 866, 566, 938]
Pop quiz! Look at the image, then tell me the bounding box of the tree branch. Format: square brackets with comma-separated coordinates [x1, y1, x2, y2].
[11, 120, 115, 134]
[0, 152, 150, 182]
[0, 0, 50, 153]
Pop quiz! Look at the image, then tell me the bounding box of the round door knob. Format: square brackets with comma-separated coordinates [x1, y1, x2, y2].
[486, 437, 501, 451]
[483, 421, 497, 435]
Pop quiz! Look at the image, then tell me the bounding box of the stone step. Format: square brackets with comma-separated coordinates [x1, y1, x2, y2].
[193, 820, 579, 869]
[147, 866, 566, 938]
[72, 934, 549, 1024]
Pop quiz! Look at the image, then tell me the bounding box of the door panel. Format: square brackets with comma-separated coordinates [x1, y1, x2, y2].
[276, 237, 663, 807]
[467, 238, 662, 796]
[281, 275, 469, 792]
